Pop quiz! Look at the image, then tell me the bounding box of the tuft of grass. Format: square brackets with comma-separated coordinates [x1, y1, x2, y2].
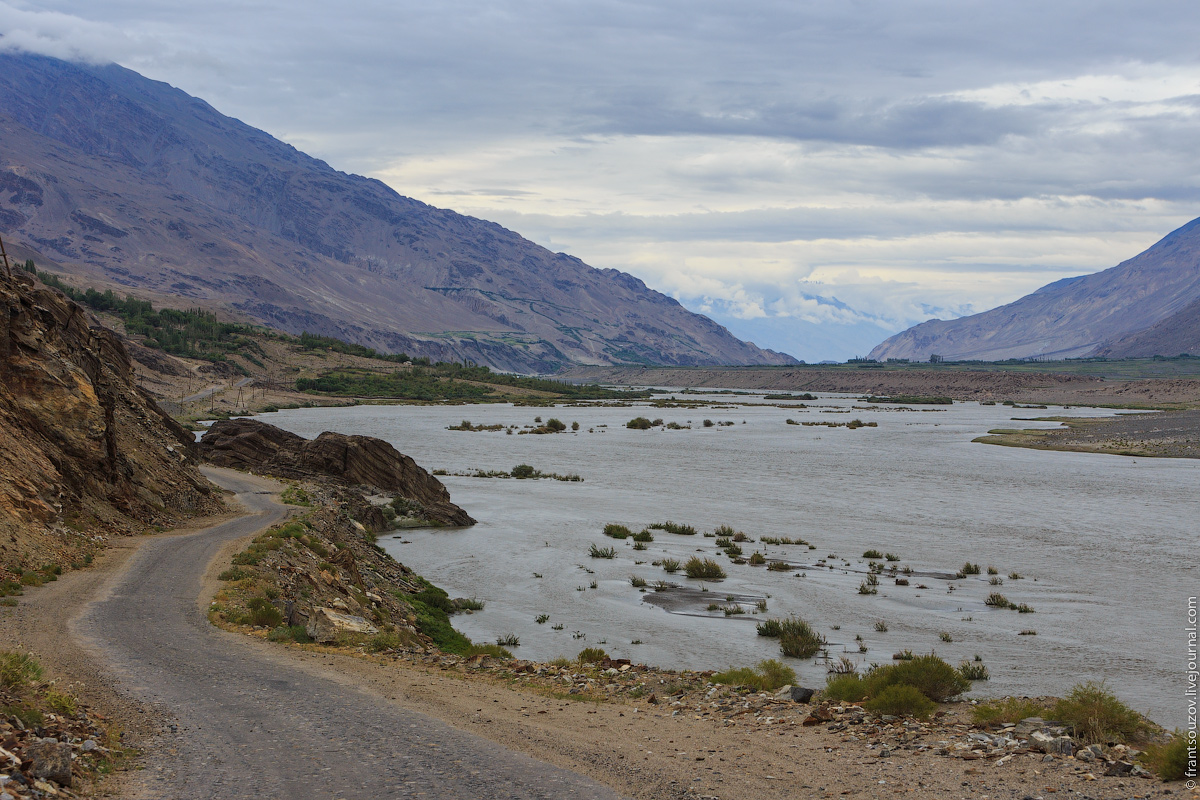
[971, 697, 1047, 726]
[604, 524, 632, 539]
[589, 544, 617, 559]
[958, 661, 989, 681]
[1051, 681, 1148, 744]
[777, 617, 826, 659]
[536, 614, 550, 624]
[660, 558, 681, 573]
[368, 629, 411, 651]
[985, 592, 1012, 608]
[766, 560, 792, 571]
[244, 597, 283, 628]
[455, 597, 485, 612]
[961, 562, 981, 575]
[748, 551, 766, 565]
[632, 529, 654, 543]
[268, 625, 313, 644]
[711, 659, 797, 692]
[862, 549, 883, 559]
[684, 557, 726, 580]
[874, 620, 888, 632]
[466, 643, 514, 659]
[496, 633, 521, 647]
[42, 688, 77, 715]
[857, 581, 877, 595]
[939, 632, 953, 642]
[1141, 731, 1195, 781]
[649, 521, 697, 535]
[577, 647, 608, 664]
[629, 575, 647, 588]
[0, 651, 43, 689]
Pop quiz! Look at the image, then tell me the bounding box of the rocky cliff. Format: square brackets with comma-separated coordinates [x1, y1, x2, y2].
[870, 217, 1200, 361]
[197, 418, 474, 526]
[0, 267, 222, 581]
[0, 52, 796, 372]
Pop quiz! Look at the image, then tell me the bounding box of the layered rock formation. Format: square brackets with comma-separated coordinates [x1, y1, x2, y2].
[197, 418, 474, 526]
[0, 268, 222, 580]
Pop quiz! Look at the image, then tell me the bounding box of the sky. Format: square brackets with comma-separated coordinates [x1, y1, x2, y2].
[2, 1, 1199, 361]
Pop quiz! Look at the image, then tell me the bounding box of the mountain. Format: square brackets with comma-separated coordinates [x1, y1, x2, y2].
[869, 217, 1200, 362]
[0, 52, 795, 372]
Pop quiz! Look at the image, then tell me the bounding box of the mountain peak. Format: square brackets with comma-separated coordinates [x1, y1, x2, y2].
[0, 52, 797, 371]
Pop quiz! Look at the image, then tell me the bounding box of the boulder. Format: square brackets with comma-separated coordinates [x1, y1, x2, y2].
[198, 419, 474, 525]
[787, 686, 815, 703]
[25, 738, 71, 787]
[306, 607, 379, 643]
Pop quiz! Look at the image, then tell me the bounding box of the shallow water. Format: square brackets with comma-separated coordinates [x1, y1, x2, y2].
[264, 394, 1197, 727]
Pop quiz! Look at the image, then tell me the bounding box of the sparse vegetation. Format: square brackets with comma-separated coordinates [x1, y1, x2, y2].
[496, 633, 521, 647]
[1051, 681, 1148, 744]
[684, 557, 726, 580]
[0, 651, 43, 689]
[971, 697, 1048, 726]
[577, 647, 608, 664]
[589, 544, 617, 559]
[958, 661, 990, 681]
[710, 659, 796, 692]
[649, 521, 697, 535]
[660, 558, 681, 573]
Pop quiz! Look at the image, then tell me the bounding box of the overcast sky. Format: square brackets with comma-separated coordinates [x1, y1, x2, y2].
[3, 1, 1199, 360]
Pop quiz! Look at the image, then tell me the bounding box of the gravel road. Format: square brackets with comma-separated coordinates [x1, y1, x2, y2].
[73, 468, 625, 800]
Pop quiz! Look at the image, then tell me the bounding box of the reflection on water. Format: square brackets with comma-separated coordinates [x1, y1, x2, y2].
[265, 393, 1197, 727]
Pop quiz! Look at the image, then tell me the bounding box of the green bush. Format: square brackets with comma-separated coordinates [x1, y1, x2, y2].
[649, 521, 697, 535]
[971, 697, 1047, 726]
[865, 684, 937, 719]
[870, 654, 969, 702]
[245, 598, 283, 628]
[684, 557, 726, 579]
[1051, 681, 1147, 744]
[268, 625, 312, 644]
[466, 643, 514, 659]
[863, 549, 883, 559]
[958, 661, 990, 681]
[756, 618, 783, 637]
[511, 464, 537, 479]
[1142, 730, 1194, 780]
[632, 529, 654, 543]
[777, 617, 826, 659]
[711, 659, 796, 692]
[589, 544, 617, 559]
[660, 558, 681, 573]
[578, 647, 608, 664]
[824, 673, 869, 702]
[604, 524, 632, 539]
[410, 597, 472, 654]
[626, 416, 653, 429]
[0, 652, 43, 689]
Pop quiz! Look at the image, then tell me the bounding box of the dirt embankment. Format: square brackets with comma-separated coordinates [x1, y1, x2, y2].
[559, 366, 1200, 408]
[976, 408, 1200, 458]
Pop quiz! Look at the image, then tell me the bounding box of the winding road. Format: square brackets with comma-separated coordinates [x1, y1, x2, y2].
[74, 468, 625, 800]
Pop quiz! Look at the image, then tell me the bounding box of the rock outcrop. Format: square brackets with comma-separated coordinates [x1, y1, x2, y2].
[0, 269, 222, 580]
[197, 418, 474, 525]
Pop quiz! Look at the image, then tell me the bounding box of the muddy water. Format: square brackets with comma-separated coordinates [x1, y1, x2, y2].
[264, 394, 1197, 727]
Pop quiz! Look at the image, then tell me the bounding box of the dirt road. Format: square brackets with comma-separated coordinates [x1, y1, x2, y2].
[71, 467, 624, 800]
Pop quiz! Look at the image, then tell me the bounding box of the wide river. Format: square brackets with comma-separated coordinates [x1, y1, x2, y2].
[263, 392, 1196, 728]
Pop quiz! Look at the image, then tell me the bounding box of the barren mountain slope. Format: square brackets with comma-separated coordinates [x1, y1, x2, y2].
[870, 217, 1200, 361]
[0, 53, 795, 372]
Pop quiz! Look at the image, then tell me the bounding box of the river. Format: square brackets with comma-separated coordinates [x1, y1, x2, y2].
[262, 392, 1197, 727]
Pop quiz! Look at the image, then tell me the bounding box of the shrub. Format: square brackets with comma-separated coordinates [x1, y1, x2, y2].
[863, 549, 883, 559]
[865, 684, 937, 719]
[268, 625, 312, 644]
[0, 652, 43, 689]
[985, 592, 1012, 608]
[962, 562, 981, 575]
[684, 557, 726, 579]
[511, 464, 537, 479]
[632, 529, 654, 543]
[1142, 730, 1195, 781]
[650, 521, 697, 535]
[626, 416, 653, 429]
[660, 558, 681, 573]
[1051, 681, 1147, 744]
[454, 597, 485, 612]
[466, 643, 514, 659]
[369, 629, 410, 651]
[756, 618, 783, 637]
[778, 617, 826, 659]
[496, 633, 521, 647]
[857, 581, 877, 595]
[871, 654, 969, 702]
[589, 544, 617, 559]
[536, 614, 550, 624]
[748, 552, 766, 565]
[971, 697, 1047, 726]
[245, 597, 283, 628]
[545, 418, 567, 432]
[604, 524, 632, 539]
[711, 659, 796, 692]
[958, 661, 990, 681]
[824, 673, 869, 702]
[723, 543, 743, 557]
[629, 575, 647, 588]
[766, 561, 792, 572]
[578, 647, 608, 664]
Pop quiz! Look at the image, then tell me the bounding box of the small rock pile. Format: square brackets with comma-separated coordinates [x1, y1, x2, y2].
[0, 689, 116, 799]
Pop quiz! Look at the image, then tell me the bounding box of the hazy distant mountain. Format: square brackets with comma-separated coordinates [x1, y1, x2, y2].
[0, 53, 795, 372]
[869, 217, 1200, 361]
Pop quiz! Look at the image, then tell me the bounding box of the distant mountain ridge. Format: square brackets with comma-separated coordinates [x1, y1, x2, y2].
[0, 52, 795, 372]
[870, 217, 1200, 361]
